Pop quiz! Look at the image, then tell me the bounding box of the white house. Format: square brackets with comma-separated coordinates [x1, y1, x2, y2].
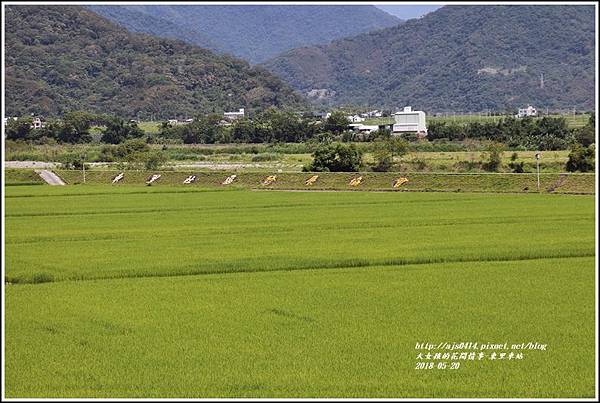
[31, 117, 44, 129]
[314, 111, 331, 120]
[361, 110, 382, 118]
[347, 115, 365, 123]
[349, 123, 379, 135]
[224, 108, 245, 120]
[516, 105, 537, 118]
[392, 106, 427, 137]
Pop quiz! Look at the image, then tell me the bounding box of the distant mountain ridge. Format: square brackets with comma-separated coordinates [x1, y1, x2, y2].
[263, 5, 596, 112]
[89, 5, 402, 64]
[5, 6, 307, 119]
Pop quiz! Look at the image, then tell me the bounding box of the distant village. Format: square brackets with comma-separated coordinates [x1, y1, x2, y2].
[3, 104, 547, 140]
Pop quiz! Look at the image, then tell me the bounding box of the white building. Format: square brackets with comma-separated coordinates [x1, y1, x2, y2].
[314, 111, 331, 120]
[31, 117, 44, 129]
[392, 106, 427, 137]
[347, 115, 365, 123]
[361, 110, 382, 118]
[349, 123, 379, 134]
[516, 105, 537, 118]
[224, 108, 245, 120]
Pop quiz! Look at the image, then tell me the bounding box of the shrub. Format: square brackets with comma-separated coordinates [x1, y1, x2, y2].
[251, 153, 279, 162]
[454, 160, 480, 172]
[482, 142, 504, 172]
[144, 151, 167, 170]
[410, 159, 429, 171]
[508, 160, 525, 173]
[60, 153, 85, 169]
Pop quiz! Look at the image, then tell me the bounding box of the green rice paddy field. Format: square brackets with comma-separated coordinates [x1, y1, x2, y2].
[4, 185, 596, 398]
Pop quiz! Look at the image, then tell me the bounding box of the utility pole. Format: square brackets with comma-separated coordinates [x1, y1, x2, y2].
[81, 153, 86, 184]
[535, 153, 541, 192]
[540, 73, 544, 89]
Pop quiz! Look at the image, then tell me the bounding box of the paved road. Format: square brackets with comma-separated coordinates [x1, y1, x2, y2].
[35, 170, 65, 186]
[5, 161, 60, 169]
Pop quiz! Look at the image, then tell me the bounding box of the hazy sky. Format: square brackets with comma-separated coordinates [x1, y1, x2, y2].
[375, 5, 443, 20]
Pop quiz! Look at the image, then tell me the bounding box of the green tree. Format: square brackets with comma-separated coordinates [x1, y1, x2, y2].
[5, 116, 33, 140]
[575, 113, 595, 147]
[566, 143, 595, 172]
[183, 114, 223, 144]
[304, 142, 363, 172]
[231, 118, 258, 143]
[101, 118, 145, 144]
[56, 111, 95, 143]
[371, 136, 409, 172]
[257, 108, 305, 142]
[324, 111, 349, 135]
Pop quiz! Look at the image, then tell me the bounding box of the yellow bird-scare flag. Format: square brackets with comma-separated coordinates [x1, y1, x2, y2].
[222, 174, 237, 185]
[263, 175, 277, 185]
[393, 177, 409, 188]
[349, 176, 363, 186]
[305, 175, 319, 185]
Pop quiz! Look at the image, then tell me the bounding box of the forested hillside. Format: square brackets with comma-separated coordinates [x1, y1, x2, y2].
[89, 5, 401, 63]
[5, 6, 307, 119]
[263, 5, 596, 112]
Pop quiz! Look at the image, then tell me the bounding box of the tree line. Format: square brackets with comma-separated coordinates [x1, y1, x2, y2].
[5, 108, 595, 173]
[427, 114, 595, 150]
[5, 110, 595, 173]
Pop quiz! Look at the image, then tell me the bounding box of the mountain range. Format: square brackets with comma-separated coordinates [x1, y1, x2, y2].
[5, 5, 307, 119]
[5, 5, 596, 118]
[89, 5, 401, 64]
[263, 5, 596, 112]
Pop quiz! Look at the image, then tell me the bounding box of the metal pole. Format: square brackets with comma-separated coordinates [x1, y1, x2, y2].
[81, 154, 86, 184]
[535, 153, 540, 191]
[536, 160, 539, 191]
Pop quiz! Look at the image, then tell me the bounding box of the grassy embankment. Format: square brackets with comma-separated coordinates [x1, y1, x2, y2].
[48, 169, 596, 194]
[5, 167, 595, 194]
[4, 169, 46, 186]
